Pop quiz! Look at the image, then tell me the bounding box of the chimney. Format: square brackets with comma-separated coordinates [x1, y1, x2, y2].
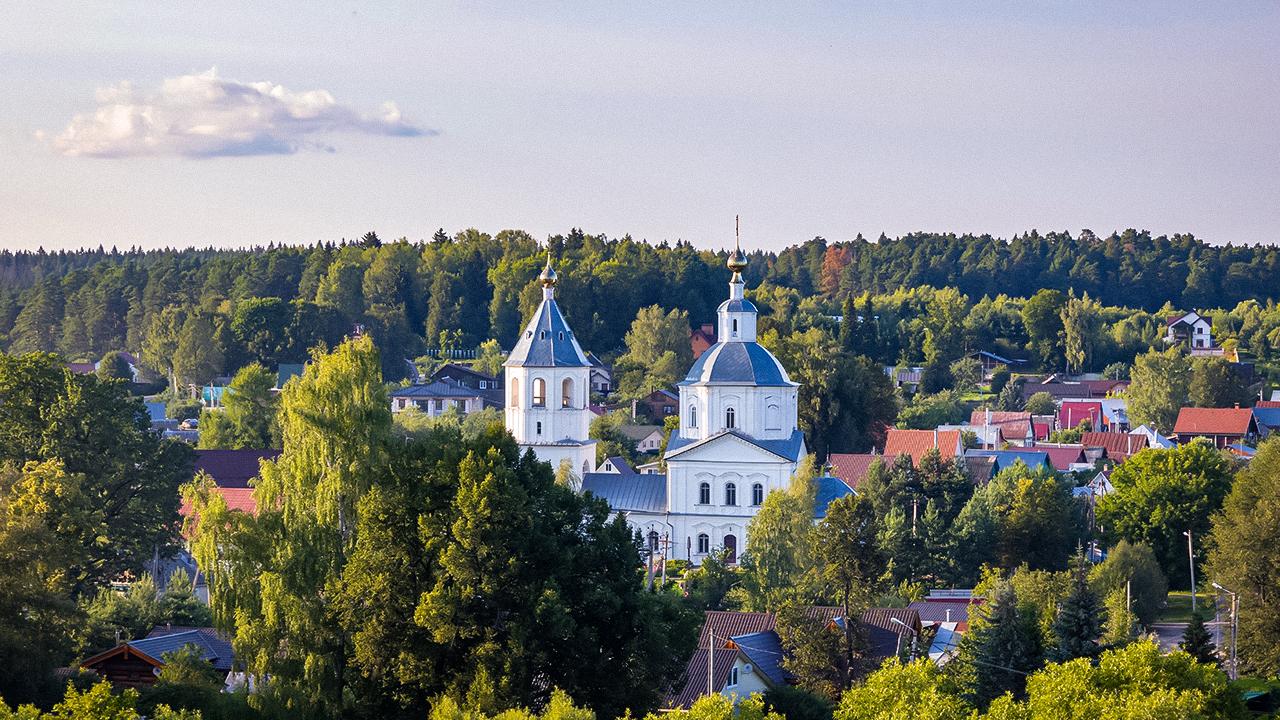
[945, 608, 952, 623]
[933, 429, 938, 448]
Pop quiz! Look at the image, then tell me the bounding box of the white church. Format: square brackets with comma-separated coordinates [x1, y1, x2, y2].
[504, 247, 848, 564]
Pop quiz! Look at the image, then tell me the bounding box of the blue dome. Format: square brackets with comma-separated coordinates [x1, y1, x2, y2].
[682, 341, 793, 386]
[717, 297, 758, 314]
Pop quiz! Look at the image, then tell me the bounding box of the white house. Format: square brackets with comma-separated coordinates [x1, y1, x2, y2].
[1165, 311, 1213, 349]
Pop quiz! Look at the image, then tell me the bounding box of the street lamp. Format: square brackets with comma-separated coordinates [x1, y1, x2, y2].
[1212, 582, 1239, 679]
[1183, 530, 1196, 614]
[891, 616, 920, 658]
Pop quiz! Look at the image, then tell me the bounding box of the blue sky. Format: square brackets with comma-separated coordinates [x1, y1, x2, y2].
[2, 2, 1277, 251]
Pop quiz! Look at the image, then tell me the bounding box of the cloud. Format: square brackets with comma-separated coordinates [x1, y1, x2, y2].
[46, 68, 433, 158]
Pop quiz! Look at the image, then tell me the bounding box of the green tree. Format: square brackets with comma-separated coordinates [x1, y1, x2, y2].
[473, 339, 505, 378]
[736, 458, 818, 611]
[948, 357, 982, 395]
[834, 659, 972, 720]
[7, 279, 63, 354]
[922, 287, 968, 364]
[1102, 361, 1130, 381]
[1060, 291, 1103, 374]
[1088, 540, 1168, 628]
[961, 582, 1043, 706]
[776, 603, 862, 701]
[813, 494, 885, 689]
[1126, 346, 1191, 432]
[173, 311, 224, 387]
[896, 391, 965, 430]
[1023, 391, 1055, 416]
[1021, 289, 1065, 370]
[683, 548, 741, 611]
[95, 351, 133, 382]
[1180, 611, 1218, 666]
[141, 306, 186, 392]
[989, 365, 1010, 394]
[614, 305, 693, 399]
[1048, 555, 1106, 662]
[1096, 442, 1233, 588]
[1206, 436, 1280, 676]
[197, 363, 279, 449]
[1189, 356, 1250, 408]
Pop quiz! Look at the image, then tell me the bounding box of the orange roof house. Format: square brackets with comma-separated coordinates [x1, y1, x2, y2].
[968, 410, 1035, 445]
[826, 453, 882, 489]
[1172, 407, 1258, 448]
[883, 429, 962, 466]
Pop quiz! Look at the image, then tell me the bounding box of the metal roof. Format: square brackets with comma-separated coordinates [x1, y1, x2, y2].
[730, 631, 788, 685]
[665, 429, 805, 463]
[813, 475, 855, 519]
[681, 341, 794, 386]
[504, 297, 590, 368]
[389, 380, 485, 399]
[130, 628, 234, 671]
[193, 449, 279, 488]
[717, 297, 758, 313]
[581, 472, 667, 514]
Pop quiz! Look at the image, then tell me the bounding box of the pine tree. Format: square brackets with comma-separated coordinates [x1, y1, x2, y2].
[1180, 610, 1218, 666]
[965, 582, 1044, 706]
[1049, 554, 1106, 661]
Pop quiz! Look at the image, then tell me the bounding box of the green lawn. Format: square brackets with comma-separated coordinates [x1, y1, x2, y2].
[1158, 591, 1216, 623]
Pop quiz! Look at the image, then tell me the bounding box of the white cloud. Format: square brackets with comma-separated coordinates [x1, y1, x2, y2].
[47, 68, 432, 158]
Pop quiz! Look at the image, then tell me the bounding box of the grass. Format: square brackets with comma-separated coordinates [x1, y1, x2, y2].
[1157, 591, 1216, 623]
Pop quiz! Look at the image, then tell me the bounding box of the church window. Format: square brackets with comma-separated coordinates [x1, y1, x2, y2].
[752, 483, 764, 506]
[540, 331, 547, 339]
[698, 482, 711, 505]
[533, 378, 546, 407]
[689, 405, 697, 428]
[561, 378, 574, 408]
[725, 407, 736, 429]
[647, 531, 660, 552]
[536, 421, 542, 435]
[510, 378, 520, 407]
[732, 319, 738, 335]
[697, 533, 710, 554]
[724, 482, 737, 506]
[558, 331, 564, 340]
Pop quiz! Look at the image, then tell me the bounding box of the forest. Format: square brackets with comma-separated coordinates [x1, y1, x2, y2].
[4, 228, 1280, 386]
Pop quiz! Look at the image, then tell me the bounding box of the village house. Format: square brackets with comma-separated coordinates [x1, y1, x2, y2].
[1165, 310, 1213, 350]
[389, 378, 492, 415]
[619, 424, 665, 454]
[691, 323, 717, 360]
[1171, 407, 1259, 448]
[882, 428, 963, 465]
[80, 627, 233, 689]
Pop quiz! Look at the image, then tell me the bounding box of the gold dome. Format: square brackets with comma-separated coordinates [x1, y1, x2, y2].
[727, 247, 748, 273]
[539, 253, 558, 287]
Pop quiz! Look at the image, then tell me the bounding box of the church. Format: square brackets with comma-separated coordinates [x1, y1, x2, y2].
[504, 246, 844, 564]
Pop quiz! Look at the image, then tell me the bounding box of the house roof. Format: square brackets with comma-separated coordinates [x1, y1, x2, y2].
[1252, 407, 1280, 429]
[1059, 402, 1103, 429]
[1037, 445, 1087, 471]
[276, 363, 305, 388]
[826, 453, 881, 489]
[857, 608, 923, 659]
[665, 429, 806, 463]
[963, 455, 997, 485]
[938, 424, 1003, 447]
[1173, 407, 1257, 436]
[681, 341, 795, 387]
[908, 600, 980, 627]
[504, 296, 591, 368]
[180, 487, 257, 519]
[602, 456, 636, 475]
[665, 648, 739, 709]
[883, 429, 961, 465]
[729, 631, 789, 685]
[1080, 431, 1147, 461]
[581, 473, 667, 514]
[699, 611, 776, 649]
[132, 627, 234, 671]
[390, 379, 484, 399]
[618, 424, 663, 441]
[193, 449, 279, 488]
[431, 363, 497, 383]
[67, 361, 97, 375]
[966, 449, 1053, 473]
[968, 410, 1033, 440]
[968, 350, 1016, 364]
[814, 476, 855, 519]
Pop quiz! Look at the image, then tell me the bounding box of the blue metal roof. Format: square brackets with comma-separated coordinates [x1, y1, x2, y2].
[390, 380, 484, 399]
[681, 342, 793, 386]
[731, 631, 789, 685]
[717, 298, 758, 314]
[814, 475, 855, 519]
[966, 449, 1053, 473]
[666, 429, 805, 463]
[130, 629, 233, 671]
[1252, 407, 1280, 429]
[504, 297, 590, 368]
[582, 472, 667, 514]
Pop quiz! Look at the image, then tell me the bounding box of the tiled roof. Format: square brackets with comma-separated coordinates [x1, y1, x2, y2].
[1080, 432, 1147, 461]
[883, 429, 961, 465]
[581, 473, 666, 514]
[1173, 407, 1256, 436]
[193, 449, 279, 488]
[827, 453, 881, 489]
[504, 296, 590, 368]
[180, 487, 257, 518]
[698, 611, 776, 649]
[968, 410, 1033, 441]
[666, 429, 806, 463]
[1037, 445, 1087, 471]
[1257, 400, 1280, 409]
[131, 627, 234, 671]
[681, 342, 795, 386]
[814, 476, 855, 519]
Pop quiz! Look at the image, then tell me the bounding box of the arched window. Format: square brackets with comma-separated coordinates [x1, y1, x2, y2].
[698, 482, 711, 505]
[532, 378, 546, 407]
[752, 483, 764, 506]
[724, 482, 737, 506]
[561, 377, 574, 408]
[723, 534, 738, 563]
[725, 407, 736, 429]
[697, 533, 710, 554]
[732, 318, 738, 335]
[510, 377, 520, 407]
[689, 404, 697, 428]
[647, 531, 660, 552]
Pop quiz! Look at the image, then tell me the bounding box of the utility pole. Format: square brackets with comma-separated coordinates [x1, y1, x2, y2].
[1213, 582, 1239, 680]
[1183, 530, 1196, 614]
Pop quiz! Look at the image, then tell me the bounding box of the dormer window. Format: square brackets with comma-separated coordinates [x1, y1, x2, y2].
[558, 331, 564, 340]
[540, 331, 547, 339]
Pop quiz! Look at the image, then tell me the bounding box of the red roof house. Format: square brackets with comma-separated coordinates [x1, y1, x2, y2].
[969, 410, 1035, 445]
[690, 323, 716, 360]
[1080, 432, 1147, 463]
[826, 453, 883, 489]
[883, 429, 962, 465]
[1058, 402, 1103, 432]
[1171, 407, 1258, 448]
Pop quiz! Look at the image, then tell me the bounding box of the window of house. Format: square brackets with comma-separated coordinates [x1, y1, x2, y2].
[663, 405, 674, 414]
[479, 380, 487, 389]
[562, 377, 574, 408]
[727, 667, 738, 687]
[397, 398, 406, 409]
[558, 331, 564, 340]
[540, 331, 547, 339]
[697, 533, 710, 554]
[725, 407, 736, 429]
[724, 482, 737, 506]
[698, 482, 711, 505]
[533, 378, 546, 407]
[752, 483, 764, 506]
[453, 400, 465, 411]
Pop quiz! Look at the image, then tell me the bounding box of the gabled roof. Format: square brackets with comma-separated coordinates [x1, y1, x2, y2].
[964, 455, 997, 485]
[908, 600, 980, 628]
[826, 453, 881, 489]
[883, 429, 961, 465]
[969, 410, 1033, 440]
[699, 611, 776, 648]
[814, 476, 855, 519]
[431, 362, 498, 383]
[1059, 402, 1103, 429]
[966, 449, 1053, 473]
[504, 297, 590, 368]
[581, 473, 666, 514]
[665, 429, 806, 463]
[968, 350, 1016, 364]
[193, 449, 279, 488]
[618, 424, 664, 441]
[1080, 431, 1147, 461]
[1173, 407, 1257, 436]
[729, 631, 788, 685]
[1166, 310, 1207, 327]
[665, 648, 739, 709]
[132, 627, 234, 671]
[390, 379, 485, 399]
[1037, 445, 1087, 471]
[601, 456, 636, 475]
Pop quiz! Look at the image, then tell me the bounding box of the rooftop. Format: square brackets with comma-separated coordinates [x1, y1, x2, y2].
[1173, 407, 1256, 436]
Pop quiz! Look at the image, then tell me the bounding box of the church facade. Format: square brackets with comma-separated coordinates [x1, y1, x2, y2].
[505, 248, 826, 564]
